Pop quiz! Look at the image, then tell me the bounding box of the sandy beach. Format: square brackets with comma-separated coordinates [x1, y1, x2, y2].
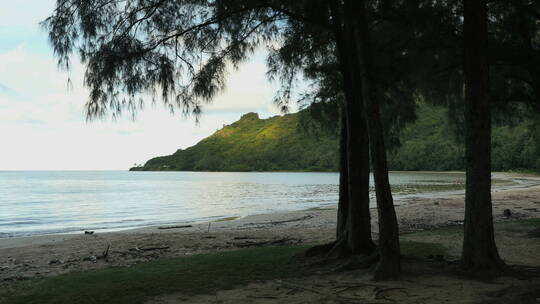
[1, 172, 540, 303]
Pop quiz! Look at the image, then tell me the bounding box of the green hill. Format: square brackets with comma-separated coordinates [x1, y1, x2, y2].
[131, 112, 339, 172]
[131, 104, 540, 172]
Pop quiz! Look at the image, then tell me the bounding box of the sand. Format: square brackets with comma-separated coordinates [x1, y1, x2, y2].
[1, 172, 540, 303]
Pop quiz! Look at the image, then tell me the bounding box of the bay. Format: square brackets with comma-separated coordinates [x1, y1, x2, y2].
[0, 171, 469, 238]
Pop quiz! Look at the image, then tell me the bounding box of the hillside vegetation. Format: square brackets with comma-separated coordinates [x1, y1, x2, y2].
[131, 104, 540, 172]
[132, 112, 339, 171]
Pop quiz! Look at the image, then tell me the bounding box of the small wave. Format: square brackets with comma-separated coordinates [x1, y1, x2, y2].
[0, 221, 42, 226]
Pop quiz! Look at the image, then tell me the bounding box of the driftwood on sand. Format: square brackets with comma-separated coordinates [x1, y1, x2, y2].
[158, 225, 193, 230]
[83, 244, 110, 263]
[227, 237, 300, 248]
[130, 245, 170, 252]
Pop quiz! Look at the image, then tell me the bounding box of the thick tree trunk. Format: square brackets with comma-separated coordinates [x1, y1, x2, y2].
[330, 0, 375, 256]
[461, 0, 504, 274]
[346, 0, 401, 279]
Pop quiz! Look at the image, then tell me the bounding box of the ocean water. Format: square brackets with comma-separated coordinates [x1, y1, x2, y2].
[0, 171, 468, 238]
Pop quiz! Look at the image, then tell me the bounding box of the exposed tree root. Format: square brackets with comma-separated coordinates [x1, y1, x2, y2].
[304, 241, 379, 275]
[332, 253, 379, 272]
[459, 258, 507, 279]
[304, 241, 337, 258]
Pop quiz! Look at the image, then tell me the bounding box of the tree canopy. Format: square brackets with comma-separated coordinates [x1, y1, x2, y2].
[44, 0, 540, 279]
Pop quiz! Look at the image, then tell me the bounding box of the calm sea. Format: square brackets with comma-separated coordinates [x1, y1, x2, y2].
[0, 171, 468, 238]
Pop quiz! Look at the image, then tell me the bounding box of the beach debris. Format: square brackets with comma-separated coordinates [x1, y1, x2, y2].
[3, 275, 32, 282]
[269, 215, 313, 225]
[101, 244, 110, 258]
[243, 215, 314, 227]
[130, 245, 170, 252]
[503, 209, 512, 217]
[158, 225, 192, 230]
[233, 236, 260, 240]
[83, 255, 98, 263]
[228, 237, 300, 248]
[83, 244, 110, 263]
[84, 230, 95, 235]
[48, 259, 64, 265]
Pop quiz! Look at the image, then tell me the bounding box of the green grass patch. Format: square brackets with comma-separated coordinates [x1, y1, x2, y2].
[1, 246, 307, 304]
[403, 225, 462, 238]
[495, 218, 540, 233]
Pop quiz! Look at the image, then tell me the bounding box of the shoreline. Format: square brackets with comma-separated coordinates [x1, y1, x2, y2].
[0, 172, 539, 284]
[1, 172, 539, 250]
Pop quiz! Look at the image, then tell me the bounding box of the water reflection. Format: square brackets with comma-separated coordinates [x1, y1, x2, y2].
[0, 171, 472, 237]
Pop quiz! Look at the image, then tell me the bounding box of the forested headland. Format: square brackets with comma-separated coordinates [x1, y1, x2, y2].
[131, 102, 540, 173]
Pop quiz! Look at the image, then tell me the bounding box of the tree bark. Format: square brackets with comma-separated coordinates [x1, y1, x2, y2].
[344, 70, 375, 255]
[461, 0, 504, 274]
[336, 106, 349, 241]
[330, 0, 375, 256]
[345, 0, 401, 279]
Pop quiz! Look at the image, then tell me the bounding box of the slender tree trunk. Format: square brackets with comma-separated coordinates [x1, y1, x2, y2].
[336, 106, 349, 241]
[329, 0, 375, 256]
[345, 70, 374, 254]
[461, 0, 504, 274]
[346, 0, 401, 279]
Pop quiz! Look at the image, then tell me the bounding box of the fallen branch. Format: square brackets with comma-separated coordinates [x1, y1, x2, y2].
[233, 236, 263, 240]
[158, 225, 192, 230]
[101, 244, 110, 259]
[83, 243, 110, 263]
[130, 245, 170, 252]
[228, 238, 299, 248]
[268, 215, 313, 225]
[243, 215, 313, 227]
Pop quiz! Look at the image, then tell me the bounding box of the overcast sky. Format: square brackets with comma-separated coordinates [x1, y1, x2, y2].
[0, 1, 294, 170]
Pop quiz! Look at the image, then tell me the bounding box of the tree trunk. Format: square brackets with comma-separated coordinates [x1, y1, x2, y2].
[344, 70, 375, 255]
[336, 106, 349, 241]
[461, 0, 504, 274]
[346, 0, 401, 279]
[330, 0, 375, 256]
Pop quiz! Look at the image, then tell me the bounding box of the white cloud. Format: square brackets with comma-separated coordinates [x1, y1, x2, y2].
[0, 45, 288, 170]
[0, 1, 297, 170]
